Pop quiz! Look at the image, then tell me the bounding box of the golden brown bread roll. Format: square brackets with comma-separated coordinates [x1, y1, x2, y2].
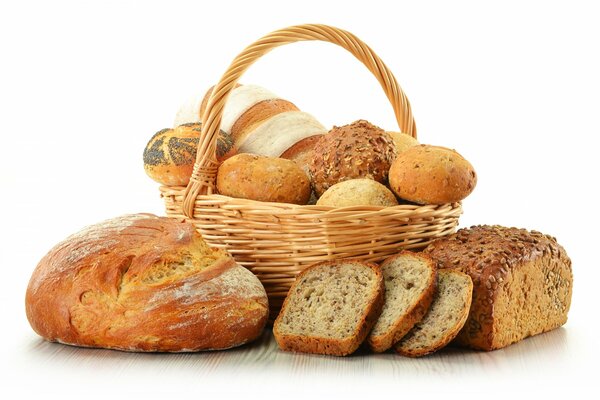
[143, 123, 236, 186]
[387, 131, 419, 156]
[25, 214, 269, 352]
[216, 153, 311, 204]
[310, 120, 397, 197]
[388, 144, 477, 204]
[423, 225, 573, 351]
[316, 179, 399, 207]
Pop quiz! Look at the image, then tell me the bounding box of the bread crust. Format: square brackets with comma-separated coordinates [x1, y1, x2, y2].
[25, 214, 269, 352]
[423, 225, 573, 351]
[143, 123, 235, 186]
[388, 144, 477, 205]
[395, 269, 473, 357]
[230, 99, 299, 144]
[367, 251, 437, 353]
[216, 153, 311, 204]
[316, 178, 399, 207]
[387, 131, 419, 157]
[198, 83, 242, 124]
[273, 260, 385, 356]
[310, 120, 397, 197]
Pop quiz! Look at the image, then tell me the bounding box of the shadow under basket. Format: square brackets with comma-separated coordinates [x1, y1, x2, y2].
[158, 24, 464, 319]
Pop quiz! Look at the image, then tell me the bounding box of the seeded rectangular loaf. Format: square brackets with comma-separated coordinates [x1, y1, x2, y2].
[273, 260, 384, 356]
[423, 225, 573, 351]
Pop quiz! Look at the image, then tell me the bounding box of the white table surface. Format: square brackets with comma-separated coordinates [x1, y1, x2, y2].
[2, 1, 599, 398]
[5, 305, 596, 398]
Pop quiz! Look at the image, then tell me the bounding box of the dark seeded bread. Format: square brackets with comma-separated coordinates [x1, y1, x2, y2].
[423, 225, 573, 351]
[273, 260, 384, 356]
[395, 269, 473, 357]
[367, 252, 437, 353]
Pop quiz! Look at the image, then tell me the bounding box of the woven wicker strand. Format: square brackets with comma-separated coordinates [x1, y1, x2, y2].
[160, 24, 462, 318]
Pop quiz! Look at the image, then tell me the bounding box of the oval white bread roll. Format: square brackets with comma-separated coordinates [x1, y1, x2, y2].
[238, 111, 326, 157]
[219, 84, 280, 134]
[173, 94, 205, 127]
[174, 84, 326, 158]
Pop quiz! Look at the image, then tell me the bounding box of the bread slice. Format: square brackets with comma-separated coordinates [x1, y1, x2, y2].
[367, 252, 437, 352]
[395, 269, 473, 357]
[273, 260, 384, 356]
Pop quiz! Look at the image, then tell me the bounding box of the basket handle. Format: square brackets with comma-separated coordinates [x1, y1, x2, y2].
[182, 24, 416, 218]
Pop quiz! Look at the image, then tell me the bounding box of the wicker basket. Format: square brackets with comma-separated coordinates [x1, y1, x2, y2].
[160, 24, 462, 318]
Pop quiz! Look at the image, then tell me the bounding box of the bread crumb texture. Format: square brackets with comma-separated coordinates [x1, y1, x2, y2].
[395, 269, 472, 357]
[274, 260, 384, 356]
[367, 252, 436, 352]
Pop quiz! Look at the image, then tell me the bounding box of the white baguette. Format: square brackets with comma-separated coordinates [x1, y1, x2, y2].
[173, 84, 278, 131]
[238, 111, 326, 157]
[220, 85, 279, 134]
[173, 94, 204, 127]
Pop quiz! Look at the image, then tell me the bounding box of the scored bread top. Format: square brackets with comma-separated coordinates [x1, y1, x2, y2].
[25, 214, 269, 352]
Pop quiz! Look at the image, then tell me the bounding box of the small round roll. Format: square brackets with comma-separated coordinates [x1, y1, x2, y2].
[316, 179, 399, 207]
[310, 120, 397, 197]
[216, 153, 311, 204]
[387, 131, 419, 156]
[389, 145, 477, 204]
[143, 123, 236, 186]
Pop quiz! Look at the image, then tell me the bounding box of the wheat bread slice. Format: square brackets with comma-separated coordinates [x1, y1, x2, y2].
[367, 252, 437, 352]
[273, 260, 384, 356]
[395, 269, 473, 357]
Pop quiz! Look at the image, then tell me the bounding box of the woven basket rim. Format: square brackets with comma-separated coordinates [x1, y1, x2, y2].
[160, 185, 462, 214]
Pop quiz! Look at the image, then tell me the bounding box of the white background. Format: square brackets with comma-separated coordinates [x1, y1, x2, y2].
[1, 0, 598, 398]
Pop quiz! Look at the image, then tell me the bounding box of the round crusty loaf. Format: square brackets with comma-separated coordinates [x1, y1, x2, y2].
[316, 179, 398, 207]
[25, 214, 269, 352]
[216, 153, 311, 204]
[310, 120, 397, 197]
[143, 123, 236, 186]
[388, 144, 477, 205]
[387, 131, 419, 156]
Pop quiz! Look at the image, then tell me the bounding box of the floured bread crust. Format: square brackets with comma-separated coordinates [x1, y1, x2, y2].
[26, 214, 269, 352]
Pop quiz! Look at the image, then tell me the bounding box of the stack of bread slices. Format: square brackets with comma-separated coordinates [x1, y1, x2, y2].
[273, 251, 473, 357]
